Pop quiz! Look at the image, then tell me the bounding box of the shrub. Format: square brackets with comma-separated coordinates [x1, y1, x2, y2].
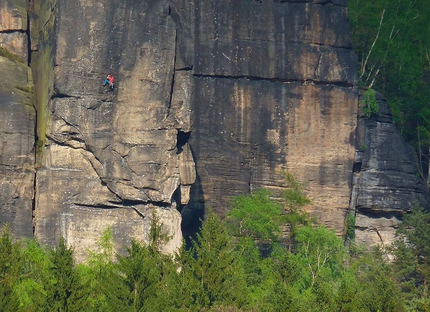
[360, 89, 378, 118]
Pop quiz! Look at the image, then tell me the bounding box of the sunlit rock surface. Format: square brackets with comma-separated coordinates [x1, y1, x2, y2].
[1, 0, 428, 260]
[184, 0, 358, 236]
[0, 0, 34, 238]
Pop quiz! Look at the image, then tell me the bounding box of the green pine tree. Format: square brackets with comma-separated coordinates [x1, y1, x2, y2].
[0, 225, 21, 311]
[393, 206, 430, 309]
[189, 211, 248, 309]
[116, 210, 177, 312]
[46, 237, 89, 312]
[85, 226, 130, 312]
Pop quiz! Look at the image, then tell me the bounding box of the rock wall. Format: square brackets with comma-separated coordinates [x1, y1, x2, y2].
[33, 0, 184, 260]
[0, 0, 34, 238]
[184, 0, 358, 236]
[352, 92, 429, 247]
[1, 0, 428, 259]
[0, 0, 28, 60]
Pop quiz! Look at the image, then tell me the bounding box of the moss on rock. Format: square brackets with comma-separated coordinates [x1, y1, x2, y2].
[0, 47, 25, 63]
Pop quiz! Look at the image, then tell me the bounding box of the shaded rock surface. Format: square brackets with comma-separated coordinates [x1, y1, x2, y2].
[352, 92, 429, 247]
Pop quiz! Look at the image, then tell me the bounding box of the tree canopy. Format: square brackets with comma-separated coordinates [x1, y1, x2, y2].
[2, 187, 430, 310]
[349, 0, 430, 180]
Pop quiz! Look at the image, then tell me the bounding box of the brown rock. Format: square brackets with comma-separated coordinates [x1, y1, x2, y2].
[33, 0, 185, 260]
[0, 56, 34, 238]
[0, 0, 27, 32]
[2, 0, 428, 258]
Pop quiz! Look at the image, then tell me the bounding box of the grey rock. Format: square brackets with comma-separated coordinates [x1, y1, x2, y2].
[353, 91, 429, 246]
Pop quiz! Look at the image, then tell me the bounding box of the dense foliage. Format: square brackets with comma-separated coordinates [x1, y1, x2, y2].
[2, 182, 430, 311]
[349, 0, 430, 180]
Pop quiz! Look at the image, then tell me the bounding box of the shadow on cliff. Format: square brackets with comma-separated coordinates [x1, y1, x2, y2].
[181, 170, 204, 248]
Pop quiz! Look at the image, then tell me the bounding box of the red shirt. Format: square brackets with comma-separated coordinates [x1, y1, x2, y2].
[109, 76, 114, 83]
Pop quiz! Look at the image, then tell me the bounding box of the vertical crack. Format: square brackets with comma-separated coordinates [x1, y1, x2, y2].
[26, 12, 32, 66]
[32, 81, 38, 238]
[314, 52, 323, 78]
[28, 0, 36, 237]
[31, 169, 36, 236]
[166, 29, 178, 119]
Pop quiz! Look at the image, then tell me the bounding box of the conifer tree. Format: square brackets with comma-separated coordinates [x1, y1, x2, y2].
[117, 239, 175, 312]
[189, 211, 247, 309]
[164, 242, 201, 311]
[0, 225, 21, 311]
[117, 210, 177, 312]
[85, 226, 130, 312]
[46, 237, 89, 312]
[17, 238, 51, 310]
[354, 248, 405, 311]
[393, 206, 430, 309]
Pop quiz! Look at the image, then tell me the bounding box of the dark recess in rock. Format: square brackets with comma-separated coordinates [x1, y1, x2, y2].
[172, 187, 182, 211]
[353, 161, 362, 173]
[176, 130, 191, 154]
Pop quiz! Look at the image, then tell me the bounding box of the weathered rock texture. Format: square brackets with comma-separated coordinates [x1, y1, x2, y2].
[0, 0, 34, 238]
[1, 0, 428, 259]
[33, 0, 185, 260]
[184, 0, 358, 236]
[0, 0, 28, 60]
[352, 92, 429, 247]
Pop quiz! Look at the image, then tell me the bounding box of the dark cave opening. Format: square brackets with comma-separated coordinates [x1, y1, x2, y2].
[353, 161, 362, 173]
[176, 130, 191, 154]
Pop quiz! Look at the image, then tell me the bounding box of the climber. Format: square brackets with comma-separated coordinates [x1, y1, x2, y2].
[102, 74, 115, 91]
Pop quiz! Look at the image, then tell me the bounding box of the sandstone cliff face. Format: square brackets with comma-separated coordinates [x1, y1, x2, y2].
[1, 0, 428, 259]
[352, 92, 429, 247]
[0, 0, 28, 60]
[31, 0, 358, 259]
[0, 0, 34, 238]
[184, 0, 358, 236]
[34, 0, 184, 260]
